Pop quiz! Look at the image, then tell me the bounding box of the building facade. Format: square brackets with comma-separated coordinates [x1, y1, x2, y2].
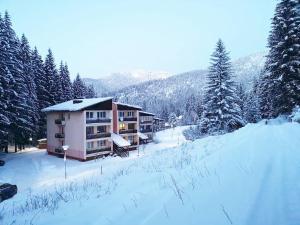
[139, 111, 155, 143]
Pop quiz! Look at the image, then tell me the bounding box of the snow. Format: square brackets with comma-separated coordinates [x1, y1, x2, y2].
[1, 122, 300, 225]
[137, 132, 148, 140]
[111, 133, 131, 147]
[41, 97, 113, 112]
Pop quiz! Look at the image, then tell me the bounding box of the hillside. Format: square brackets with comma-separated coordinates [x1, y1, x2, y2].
[1, 119, 300, 225]
[104, 52, 266, 120]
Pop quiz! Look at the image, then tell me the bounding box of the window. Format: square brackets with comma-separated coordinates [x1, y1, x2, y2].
[97, 126, 106, 133]
[86, 112, 94, 119]
[97, 140, 106, 147]
[119, 111, 125, 118]
[119, 123, 125, 130]
[87, 142, 94, 149]
[86, 127, 94, 135]
[68, 113, 71, 120]
[127, 111, 134, 117]
[97, 111, 106, 118]
[128, 123, 135, 130]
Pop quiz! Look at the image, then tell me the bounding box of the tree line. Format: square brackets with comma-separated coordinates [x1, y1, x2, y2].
[185, 0, 300, 139]
[0, 11, 97, 152]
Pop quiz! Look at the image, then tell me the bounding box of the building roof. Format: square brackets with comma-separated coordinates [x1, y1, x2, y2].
[137, 132, 148, 140]
[154, 117, 164, 121]
[114, 102, 142, 110]
[42, 97, 113, 112]
[111, 133, 131, 147]
[139, 111, 155, 116]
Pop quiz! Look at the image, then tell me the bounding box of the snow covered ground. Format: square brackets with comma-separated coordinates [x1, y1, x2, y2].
[1, 122, 300, 225]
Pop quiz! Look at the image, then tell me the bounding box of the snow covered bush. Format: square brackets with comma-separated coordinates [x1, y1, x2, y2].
[290, 106, 300, 123]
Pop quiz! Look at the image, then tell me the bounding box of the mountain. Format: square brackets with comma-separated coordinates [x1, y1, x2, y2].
[83, 70, 170, 96]
[84, 52, 266, 123]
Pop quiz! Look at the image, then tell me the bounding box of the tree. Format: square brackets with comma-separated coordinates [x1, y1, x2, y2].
[44, 49, 57, 105]
[18, 34, 39, 142]
[59, 62, 73, 101]
[168, 113, 177, 128]
[198, 39, 245, 134]
[260, 0, 300, 117]
[32, 47, 50, 138]
[73, 74, 86, 99]
[85, 85, 97, 98]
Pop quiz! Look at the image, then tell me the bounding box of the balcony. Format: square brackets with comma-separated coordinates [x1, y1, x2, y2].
[54, 147, 64, 153]
[86, 118, 111, 124]
[140, 120, 153, 124]
[119, 117, 137, 122]
[140, 129, 153, 133]
[119, 129, 137, 134]
[86, 147, 111, 155]
[55, 133, 65, 138]
[55, 118, 65, 125]
[86, 133, 111, 140]
[130, 142, 138, 146]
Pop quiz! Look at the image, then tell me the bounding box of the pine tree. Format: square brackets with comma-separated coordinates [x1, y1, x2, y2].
[198, 39, 245, 134]
[59, 62, 73, 101]
[85, 85, 97, 98]
[244, 79, 261, 123]
[73, 74, 86, 99]
[19, 34, 39, 141]
[44, 49, 57, 105]
[32, 47, 50, 139]
[261, 0, 300, 117]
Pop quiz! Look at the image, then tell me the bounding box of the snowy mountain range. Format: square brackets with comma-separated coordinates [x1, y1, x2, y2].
[83, 52, 266, 119]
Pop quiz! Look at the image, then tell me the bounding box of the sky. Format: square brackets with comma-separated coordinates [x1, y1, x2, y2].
[0, 0, 277, 79]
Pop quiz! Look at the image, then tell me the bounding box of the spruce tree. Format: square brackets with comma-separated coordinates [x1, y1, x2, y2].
[19, 34, 39, 141]
[32, 47, 50, 138]
[199, 39, 244, 134]
[261, 0, 300, 117]
[73, 74, 86, 99]
[85, 85, 97, 98]
[44, 49, 57, 105]
[59, 62, 73, 101]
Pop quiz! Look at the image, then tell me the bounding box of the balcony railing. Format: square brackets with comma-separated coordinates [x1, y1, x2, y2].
[140, 120, 153, 124]
[140, 129, 153, 133]
[119, 129, 137, 134]
[86, 147, 111, 155]
[54, 147, 64, 153]
[119, 117, 137, 122]
[86, 118, 111, 124]
[55, 133, 65, 138]
[55, 118, 65, 125]
[86, 133, 111, 140]
[130, 142, 138, 146]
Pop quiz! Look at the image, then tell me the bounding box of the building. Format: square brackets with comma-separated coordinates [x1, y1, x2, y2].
[42, 98, 163, 160]
[112, 102, 142, 154]
[139, 111, 155, 143]
[42, 97, 114, 161]
[154, 117, 165, 132]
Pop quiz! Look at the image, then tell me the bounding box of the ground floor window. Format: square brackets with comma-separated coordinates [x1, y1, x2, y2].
[128, 135, 134, 144]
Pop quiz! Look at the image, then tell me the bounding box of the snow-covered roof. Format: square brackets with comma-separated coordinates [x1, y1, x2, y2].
[140, 111, 155, 116]
[114, 102, 142, 110]
[42, 97, 113, 112]
[154, 117, 164, 121]
[137, 132, 148, 140]
[111, 133, 131, 147]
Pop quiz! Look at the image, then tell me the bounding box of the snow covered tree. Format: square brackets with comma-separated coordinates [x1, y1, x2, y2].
[31, 47, 50, 139]
[85, 84, 97, 98]
[18, 34, 39, 142]
[168, 112, 177, 128]
[44, 49, 57, 105]
[73, 74, 86, 99]
[260, 0, 300, 117]
[198, 39, 245, 134]
[59, 62, 73, 101]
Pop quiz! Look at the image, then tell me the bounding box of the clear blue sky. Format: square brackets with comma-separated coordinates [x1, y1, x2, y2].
[0, 0, 277, 79]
